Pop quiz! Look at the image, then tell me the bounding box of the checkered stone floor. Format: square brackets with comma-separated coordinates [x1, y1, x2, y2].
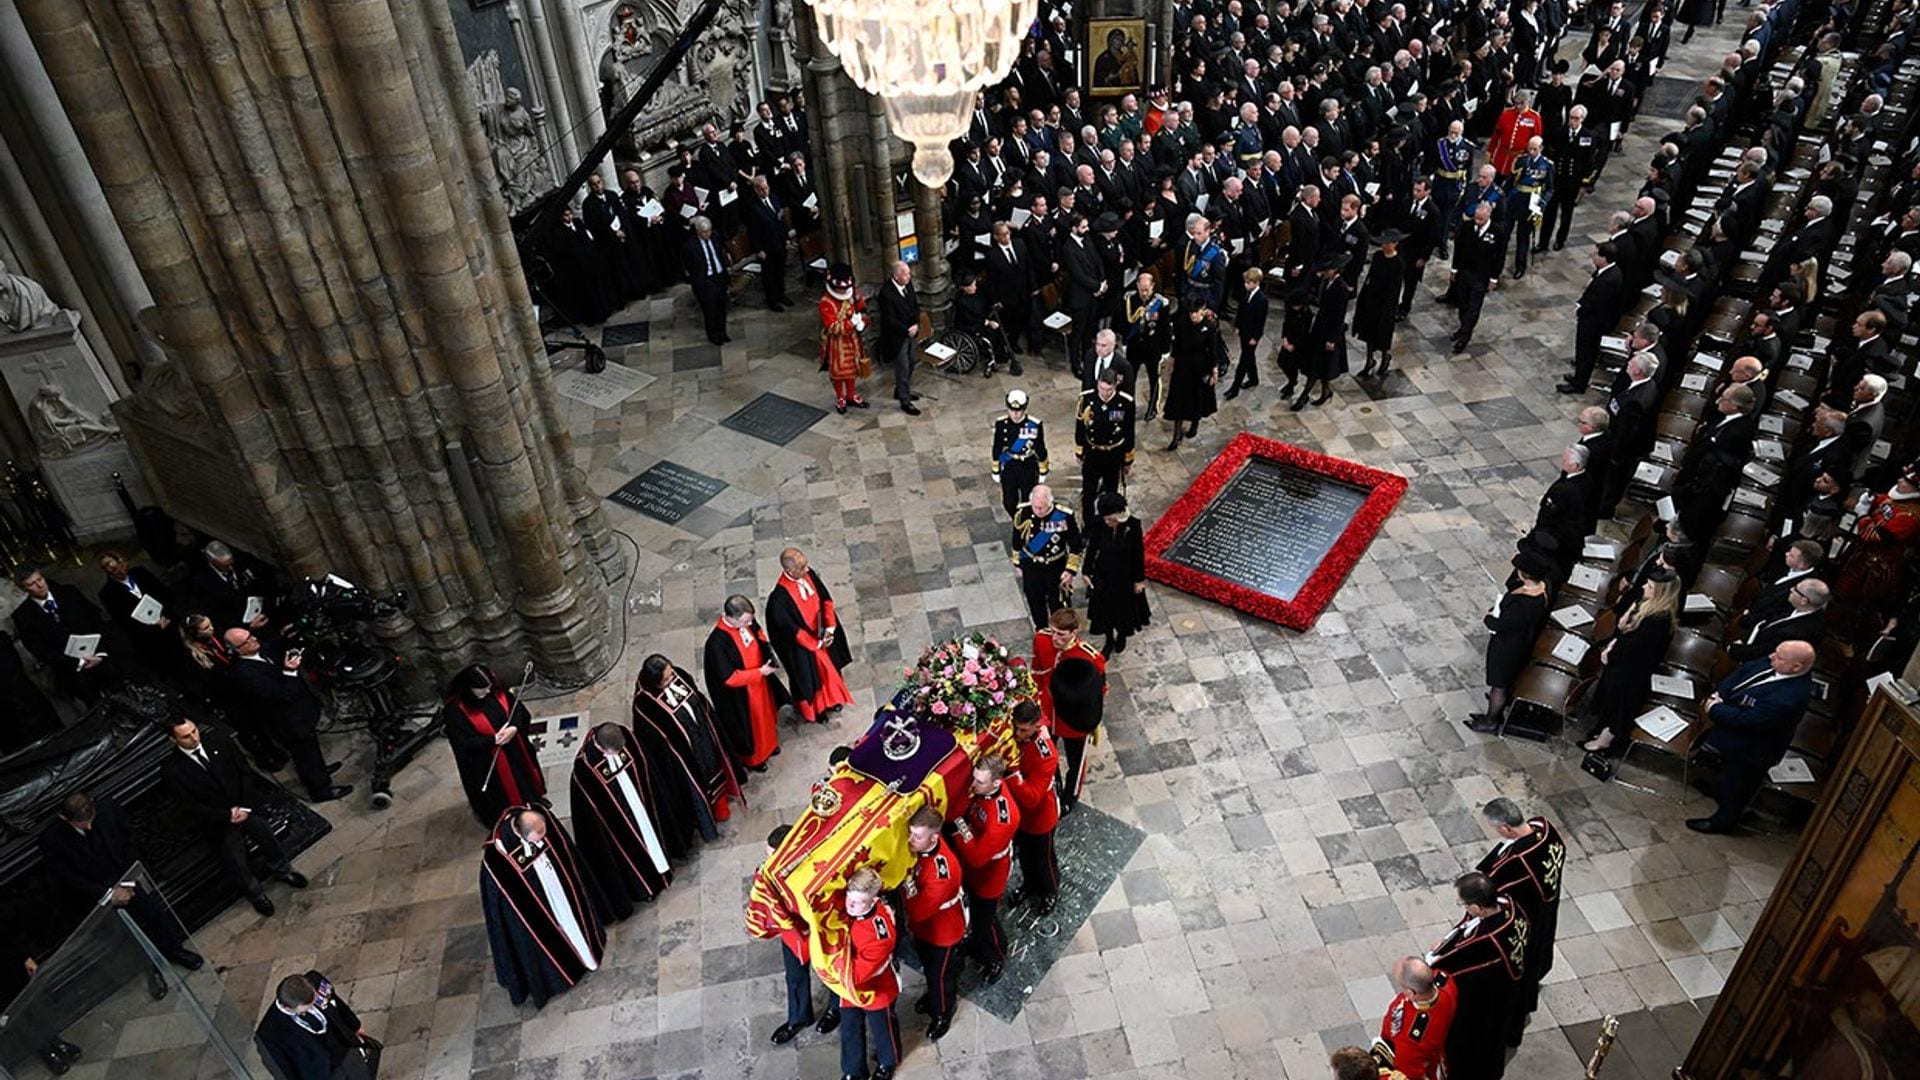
[32, 27, 1796, 1080]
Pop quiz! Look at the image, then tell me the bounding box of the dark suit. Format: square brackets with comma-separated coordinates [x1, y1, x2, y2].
[11, 584, 125, 701]
[1230, 286, 1270, 393]
[1449, 222, 1503, 348]
[159, 727, 295, 897]
[1728, 608, 1826, 663]
[1602, 378, 1660, 516]
[1743, 569, 1817, 627]
[878, 279, 921, 404]
[229, 654, 332, 799]
[36, 796, 188, 950]
[983, 240, 1037, 348]
[1759, 215, 1840, 294]
[1285, 204, 1322, 281]
[1060, 235, 1105, 364]
[1777, 437, 1849, 522]
[1572, 264, 1625, 385]
[1702, 663, 1813, 828]
[1675, 413, 1758, 544]
[98, 568, 176, 672]
[1840, 402, 1885, 481]
[681, 234, 732, 345]
[742, 193, 790, 307]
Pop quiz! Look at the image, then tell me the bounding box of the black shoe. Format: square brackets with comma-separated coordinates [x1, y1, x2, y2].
[1144, 406, 1157, 422]
[1464, 715, 1502, 733]
[1312, 388, 1332, 405]
[1223, 384, 1241, 400]
[927, 1013, 953, 1040]
[1279, 379, 1296, 398]
[1031, 895, 1057, 916]
[983, 961, 1005, 983]
[816, 1011, 841, 1034]
[1686, 817, 1733, 834]
[1556, 381, 1583, 394]
[770, 1021, 806, 1045]
[910, 393, 922, 400]
[249, 893, 276, 916]
[1186, 422, 1198, 437]
[1290, 389, 1311, 412]
[1070, 365, 1083, 380]
[326, 761, 343, 774]
[53, 1040, 80, 1062]
[850, 398, 869, 409]
[746, 762, 769, 773]
[835, 401, 847, 414]
[39, 1048, 70, 1075]
[913, 998, 930, 1016]
[1553, 240, 1566, 251]
[1166, 434, 1182, 450]
[872, 1068, 895, 1080]
[1512, 267, 1527, 279]
[1010, 361, 1024, 376]
[900, 402, 922, 415]
[277, 869, 309, 888]
[166, 946, 206, 970]
[148, 968, 170, 1000]
[310, 785, 353, 803]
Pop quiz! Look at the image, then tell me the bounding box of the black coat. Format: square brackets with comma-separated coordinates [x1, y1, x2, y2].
[37, 795, 140, 906]
[743, 194, 788, 257]
[1060, 236, 1104, 312]
[764, 570, 855, 705]
[0, 630, 59, 752]
[255, 970, 372, 1080]
[1485, 589, 1549, 689]
[230, 655, 324, 740]
[1165, 315, 1226, 422]
[98, 567, 177, 670]
[1353, 250, 1404, 348]
[1306, 276, 1352, 379]
[877, 279, 921, 357]
[1595, 612, 1675, 727]
[159, 726, 276, 832]
[1577, 264, 1625, 336]
[1452, 222, 1504, 280]
[1084, 516, 1150, 637]
[187, 554, 279, 633]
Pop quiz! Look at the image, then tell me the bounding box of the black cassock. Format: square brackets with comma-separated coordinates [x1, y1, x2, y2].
[254, 969, 375, 1080]
[629, 677, 744, 861]
[700, 621, 794, 762]
[443, 689, 547, 827]
[568, 726, 673, 919]
[478, 805, 611, 1009]
[763, 570, 854, 707]
[1475, 818, 1566, 1041]
[1428, 897, 1529, 1080]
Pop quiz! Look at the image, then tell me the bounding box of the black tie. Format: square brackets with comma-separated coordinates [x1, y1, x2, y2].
[193, 748, 210, 769]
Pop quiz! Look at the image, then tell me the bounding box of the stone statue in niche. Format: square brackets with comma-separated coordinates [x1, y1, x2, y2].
[698, 1, 751, 121]
[597, 0, 752, 154]
[26, 382, 119, 457]
[469, 50, 548, 212]
[0, 258, 60, 334]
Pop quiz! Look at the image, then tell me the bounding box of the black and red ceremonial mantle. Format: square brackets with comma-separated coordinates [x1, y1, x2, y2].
[1143, 433, 1406, 630]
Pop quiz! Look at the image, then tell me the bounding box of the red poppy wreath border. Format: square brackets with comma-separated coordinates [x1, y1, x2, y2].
[1142, 433, 1407, 630]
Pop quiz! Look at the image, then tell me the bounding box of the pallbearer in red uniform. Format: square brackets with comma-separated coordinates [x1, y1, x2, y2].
[1374, 956, 1457, 1080]
[1033, 609, 1108, 811]
[442, 663, 546, 827]
[766, 825, 840, 1045]
[765, 547, 856, 723]
[902, 807, 966, 1041]
[1426, 873, 1528, 1080]
[950, 754, 1020, 982]
[1004, 700, 1061, 914]
[629, 654, 743, 854]
[477, 805, 610, 1009]
[837, 868, 902, 1080]
[567, 722, 673, 920]
[1473, 798, 1565, 1044]
[701, 595, 797, 772]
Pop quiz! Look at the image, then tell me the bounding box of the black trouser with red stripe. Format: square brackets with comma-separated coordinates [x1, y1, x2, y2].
[914, 937, 961, 1021]
[838, 1001, 899, 1075]
[1015, 829, 1058, 903]
[1057, 735, 1089, 808]
[964, 893, 1005, 966]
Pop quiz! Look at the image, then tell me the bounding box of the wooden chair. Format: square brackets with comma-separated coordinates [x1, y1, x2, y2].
[1665, 628, 1725, 677]
[1691, 565, 1747, 613]
[1531, 626, 1599, 678]
[1510, 664, 1584, 730]
[1709, 513, 1771, 569]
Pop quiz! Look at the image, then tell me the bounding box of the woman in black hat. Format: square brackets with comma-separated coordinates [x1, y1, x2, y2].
[1164, 304, 1226, 449]
[1083, 492, 1150, 656]
[1293, 251, 1352, 411]
[1471, 557, 1553, 732]
[1353, 229, 1407, 378]
[1277, 283, 1316, 399]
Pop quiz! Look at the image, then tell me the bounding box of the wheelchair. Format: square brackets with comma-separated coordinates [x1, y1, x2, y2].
[932, 324, 1013, 376]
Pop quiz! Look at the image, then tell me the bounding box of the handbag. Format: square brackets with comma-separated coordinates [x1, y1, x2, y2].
[1580, 750, 1618, 782]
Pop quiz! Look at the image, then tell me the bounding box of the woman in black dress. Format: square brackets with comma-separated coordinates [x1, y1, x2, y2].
[1353, 230, 1406, 378]
[1164, 305, 1227, 449]
[1586, 570, 1681, 755]
[1293, 252, 1352, 411]
[1472, 556, 1552, 732]
[1277, 283, 1316, 399]
[1084, 492, 1151, 656]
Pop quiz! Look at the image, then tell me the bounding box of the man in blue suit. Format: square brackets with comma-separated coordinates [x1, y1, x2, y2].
[1689, 641, 1816, 834]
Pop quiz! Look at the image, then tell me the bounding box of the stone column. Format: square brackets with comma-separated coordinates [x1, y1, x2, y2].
[16, 0, 619, 681]
[791, 10, 901, 285]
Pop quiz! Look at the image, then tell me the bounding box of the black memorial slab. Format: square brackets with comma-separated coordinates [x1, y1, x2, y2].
[608, 461, 727, 524]
[1161, 457, 1369, 601]
[896, 803, 1144, 1021]
[600, 321, 651, 348]
[720, 392, 828, 446]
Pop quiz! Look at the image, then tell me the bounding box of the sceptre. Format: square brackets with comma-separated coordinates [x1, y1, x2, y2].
[480, 660, 538, 793]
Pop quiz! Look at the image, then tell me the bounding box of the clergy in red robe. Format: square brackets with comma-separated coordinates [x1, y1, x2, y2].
[630, 653, 744, 851]
[765, 548, 855, 721]
[443, 663, 546, 827]
[701, 595, 797, 770]
[568, 722, 673, 919]
[1426, 874, 1528, 1080]
[478, 804, 610, 1008]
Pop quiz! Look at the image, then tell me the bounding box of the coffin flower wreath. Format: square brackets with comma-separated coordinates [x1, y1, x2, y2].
[901, 632, 1036, 734]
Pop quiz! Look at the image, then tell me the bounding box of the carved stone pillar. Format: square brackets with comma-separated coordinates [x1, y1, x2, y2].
[16, 0, 619, 681]
[791, 9, 901, 285]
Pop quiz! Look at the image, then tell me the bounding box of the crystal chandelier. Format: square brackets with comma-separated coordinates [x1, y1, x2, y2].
[808, 0, 1043, 188]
